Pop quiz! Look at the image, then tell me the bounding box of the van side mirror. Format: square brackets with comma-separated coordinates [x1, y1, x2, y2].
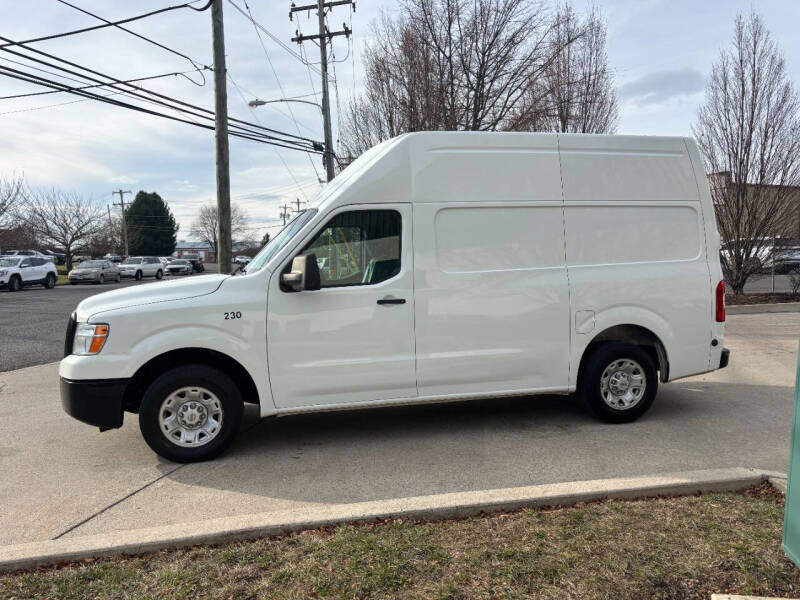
[281, 253, 321, 292]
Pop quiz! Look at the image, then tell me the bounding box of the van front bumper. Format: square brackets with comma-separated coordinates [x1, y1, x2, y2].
[61, 377, 129, 429]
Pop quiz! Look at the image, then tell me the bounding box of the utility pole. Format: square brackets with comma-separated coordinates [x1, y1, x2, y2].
[211, 0, 232, 274]
[111, 189, 131, 257]
[293, 197, 307, 212]
[280, 203, 292, 226]
[290, 0, 353, 182]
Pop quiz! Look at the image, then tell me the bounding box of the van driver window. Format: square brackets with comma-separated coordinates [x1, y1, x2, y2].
[303, 210, 401, 288]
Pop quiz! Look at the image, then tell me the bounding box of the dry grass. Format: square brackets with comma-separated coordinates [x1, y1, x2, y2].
[727, 292, 800, 305]
[2, 484, 798, 600]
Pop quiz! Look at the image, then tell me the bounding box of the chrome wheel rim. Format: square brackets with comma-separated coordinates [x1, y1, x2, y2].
[158, 386, 223, 448]
[600, 359, 646, 410]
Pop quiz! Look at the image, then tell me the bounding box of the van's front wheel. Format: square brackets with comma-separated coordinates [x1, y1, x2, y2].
[139, 365, 243, 462]
[578, 342, 657, 423]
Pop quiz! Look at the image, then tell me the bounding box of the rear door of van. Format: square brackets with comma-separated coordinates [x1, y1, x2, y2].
[411, 133, 571, 397]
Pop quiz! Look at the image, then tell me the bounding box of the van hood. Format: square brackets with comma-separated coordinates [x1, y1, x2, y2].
[75, 274, 228, 321]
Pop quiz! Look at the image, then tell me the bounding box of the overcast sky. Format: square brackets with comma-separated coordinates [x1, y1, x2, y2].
[1, 0, 799, 240]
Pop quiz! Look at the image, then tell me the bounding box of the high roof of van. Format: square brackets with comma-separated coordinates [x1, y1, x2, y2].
[313, 131, 701, 211]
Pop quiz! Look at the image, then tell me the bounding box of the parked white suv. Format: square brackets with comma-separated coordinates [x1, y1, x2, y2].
[119, 256, 164, 280]
[0, 255, 58, 291]
[3, 249, 56, 263]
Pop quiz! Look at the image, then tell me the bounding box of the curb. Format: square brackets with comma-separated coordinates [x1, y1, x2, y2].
[0, 467, 767, 573]
[728, 302, 800, 314]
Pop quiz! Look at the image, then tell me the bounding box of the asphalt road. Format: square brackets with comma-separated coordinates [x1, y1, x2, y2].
[0, 279, 157, 372]
[0, 312, 796, 547]
[0, 264, 219, 372]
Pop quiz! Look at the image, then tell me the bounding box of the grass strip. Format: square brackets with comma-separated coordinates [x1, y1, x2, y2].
[1, 483, 797, 600]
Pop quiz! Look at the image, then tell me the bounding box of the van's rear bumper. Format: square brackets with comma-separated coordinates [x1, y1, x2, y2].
[61, 377, 128, 429]
[719, 348, 730, 369]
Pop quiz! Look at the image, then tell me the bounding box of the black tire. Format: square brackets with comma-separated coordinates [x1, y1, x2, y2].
[578, 342, 658, 423]
[138, 365, 243, 462]
[8, 275, 21, 292]
[70, 281, 77, 285]
[156, 269, 163, 280]
[135, 270, 143, 281]
[44, 273, 56, 289]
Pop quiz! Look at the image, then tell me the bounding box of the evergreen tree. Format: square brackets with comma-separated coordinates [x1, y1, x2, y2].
[126, 191, 178, 256]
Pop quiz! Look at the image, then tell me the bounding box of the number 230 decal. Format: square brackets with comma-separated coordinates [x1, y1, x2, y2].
[224, 311, 242, 320]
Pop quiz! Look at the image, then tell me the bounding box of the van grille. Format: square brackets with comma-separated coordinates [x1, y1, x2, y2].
[64, 313, 77, 356]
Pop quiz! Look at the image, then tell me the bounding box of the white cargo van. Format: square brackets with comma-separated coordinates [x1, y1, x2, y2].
[61, 132, 729, 462]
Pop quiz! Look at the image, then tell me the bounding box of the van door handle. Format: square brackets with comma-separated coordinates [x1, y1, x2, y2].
[377, 296, 406, 305]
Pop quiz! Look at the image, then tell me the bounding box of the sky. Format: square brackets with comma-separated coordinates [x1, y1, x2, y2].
[0, 0, 799, 241]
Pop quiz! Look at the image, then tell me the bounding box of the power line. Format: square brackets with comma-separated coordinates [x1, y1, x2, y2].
[52, 0, 213, 86]
[227, 0, 323, 76]
[237, 0, 323, 182]
[0, 64, 209, 100]
[226, 76, 319, 137]
[0, 36, 323, 150]
[0, 63, 322, 152]
[1, 1, 213, 49]
[0, 35, 315, 143]
[290, 0, 353, 181]
[228, 73, 313, 202]
[0, 62, 311, 149]
[0, 88, 124, 116]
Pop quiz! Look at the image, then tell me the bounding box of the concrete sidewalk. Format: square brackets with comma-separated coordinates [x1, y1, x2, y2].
[0, 467, 768, 572]
[0, 313, 798, 553]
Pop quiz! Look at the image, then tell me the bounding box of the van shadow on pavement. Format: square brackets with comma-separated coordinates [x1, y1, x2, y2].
[158, 380, 792, 505]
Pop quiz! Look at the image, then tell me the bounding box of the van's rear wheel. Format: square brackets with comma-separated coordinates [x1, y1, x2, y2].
[139, 365, 243, 462]
[578, 342, 657, 423]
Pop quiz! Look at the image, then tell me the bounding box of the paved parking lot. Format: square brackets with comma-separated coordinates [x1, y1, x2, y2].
[0, 280, 156, 372]
[0, 264, 218, 372]
[0, 312, 797, 547]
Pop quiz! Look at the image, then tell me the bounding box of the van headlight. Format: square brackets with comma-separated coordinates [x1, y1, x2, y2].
[73, 323, 109, 355]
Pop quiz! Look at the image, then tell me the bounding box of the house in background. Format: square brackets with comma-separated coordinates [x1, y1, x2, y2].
[709, 171, 800, 241]
[175, 240, 215, 262]
[174, 240, 260, 263]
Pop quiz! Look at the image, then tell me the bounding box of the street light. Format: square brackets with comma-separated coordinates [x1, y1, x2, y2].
[250, 97, 327, 180]
[248, 98, 323, 113]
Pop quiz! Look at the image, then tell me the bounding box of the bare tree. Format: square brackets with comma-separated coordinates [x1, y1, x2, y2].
[693, 12, 800, 294]
[0, 173, 24, 229]
[340, 0, 615, 158]
[191, 202, 249, 255]
[531, 2, 618, 133]
[24, 188, 105, 270]
[341, 0, 586, 157]
[87, 213, 126, 257]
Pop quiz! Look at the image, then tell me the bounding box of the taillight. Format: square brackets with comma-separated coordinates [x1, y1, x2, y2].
[715, 280, 726, 322]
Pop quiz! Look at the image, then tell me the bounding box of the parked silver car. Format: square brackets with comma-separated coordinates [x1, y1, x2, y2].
[68, 260, 121, 285]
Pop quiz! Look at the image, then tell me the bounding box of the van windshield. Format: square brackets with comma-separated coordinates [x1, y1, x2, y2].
[244, 209, 317, 274]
